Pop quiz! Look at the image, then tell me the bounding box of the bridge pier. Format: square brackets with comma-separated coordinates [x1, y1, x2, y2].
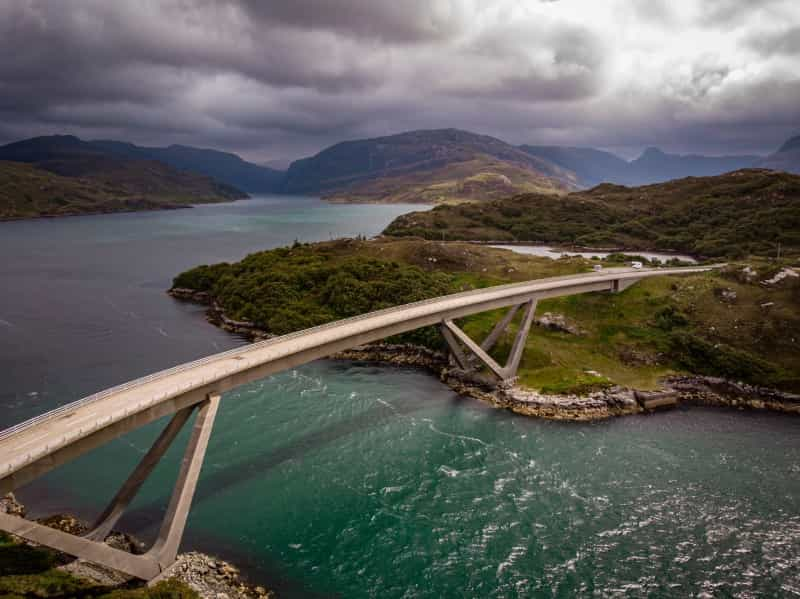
[0, 393, 220, 581]
[441, 299, 537, 382]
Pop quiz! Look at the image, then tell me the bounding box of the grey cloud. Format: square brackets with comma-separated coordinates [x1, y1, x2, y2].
[236, 0, 467, 43]
[0, 0, 797, 162]
[749, 26, 800, 56]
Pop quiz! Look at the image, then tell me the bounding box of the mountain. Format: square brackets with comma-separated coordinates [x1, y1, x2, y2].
[91, 140, 285, 193]
[519, 144, 761, 187]
[282, 128, 578, 202]
[518, 145, 631, 187]
[384, 169, 800, 258]
[626, 147, 760, 185]
[0, 135, 246, 218]
[758, 134, 800, 175]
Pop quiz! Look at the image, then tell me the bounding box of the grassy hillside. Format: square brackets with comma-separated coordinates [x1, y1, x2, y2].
[325, 156, 570, 203]
[0, 135, 246, 218]
[283, 128, 577, 202]
[171, 238, 800, 394]
[0, 161, 243, 219]
[384, 169, 800, 258]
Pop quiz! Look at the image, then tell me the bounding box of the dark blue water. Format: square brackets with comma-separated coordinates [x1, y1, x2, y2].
[1, 198, 798, 598]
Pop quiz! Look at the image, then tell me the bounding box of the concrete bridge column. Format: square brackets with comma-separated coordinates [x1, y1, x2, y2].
[440, 298, 538, 383]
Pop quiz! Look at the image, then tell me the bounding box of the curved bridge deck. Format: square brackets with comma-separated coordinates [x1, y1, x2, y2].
[0, 265, 714, 578]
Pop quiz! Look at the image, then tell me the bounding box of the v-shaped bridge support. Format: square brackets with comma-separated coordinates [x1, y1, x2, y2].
[440, 299, 537, 382]
[0, 393, 220, 580]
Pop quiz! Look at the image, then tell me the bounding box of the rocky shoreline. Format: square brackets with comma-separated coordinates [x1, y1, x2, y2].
[168, 289, 800, 421]
[0, 493, 274, 598]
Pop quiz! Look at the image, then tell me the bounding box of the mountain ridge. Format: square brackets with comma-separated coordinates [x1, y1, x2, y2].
[0, 136, 246, 218]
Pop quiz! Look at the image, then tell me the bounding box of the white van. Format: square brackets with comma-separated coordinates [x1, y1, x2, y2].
[631, 261, 643, 269]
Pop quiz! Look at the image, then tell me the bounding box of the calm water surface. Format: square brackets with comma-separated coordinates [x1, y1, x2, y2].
[0, 197, 798, 598]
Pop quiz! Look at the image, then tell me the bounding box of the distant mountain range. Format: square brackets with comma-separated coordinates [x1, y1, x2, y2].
[1, 129, 799, 218]
[90, 140, 285, 193]
[519, 145, 762, 187]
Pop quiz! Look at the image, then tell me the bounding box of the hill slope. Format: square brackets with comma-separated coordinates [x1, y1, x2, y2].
[283, 128, 577, 202]
[91, 140, 285, 193]
[519, 144, 761, 187]
[384, 169, 800, 258]
[0, 136, 246, 218]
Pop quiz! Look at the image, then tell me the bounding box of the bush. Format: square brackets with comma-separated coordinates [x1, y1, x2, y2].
[669, 332, 780, 386]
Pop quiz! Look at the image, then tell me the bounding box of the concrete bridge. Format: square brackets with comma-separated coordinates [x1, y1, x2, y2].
[0, 265, 713, 580]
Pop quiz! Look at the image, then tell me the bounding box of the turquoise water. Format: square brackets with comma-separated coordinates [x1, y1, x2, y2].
[1, 198, 799, 597]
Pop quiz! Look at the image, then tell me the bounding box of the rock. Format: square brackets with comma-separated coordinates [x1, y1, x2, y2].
[162, 552, 275, 599]
[761, 267, 799, 286]
[665, 375, 800, 414]
[535, 312, 583, 335]
[0, 493, 25, 517]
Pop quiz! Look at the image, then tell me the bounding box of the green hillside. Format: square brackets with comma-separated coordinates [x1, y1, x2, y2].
[384, 169, 800, 258]
[0, 160, 244, 219]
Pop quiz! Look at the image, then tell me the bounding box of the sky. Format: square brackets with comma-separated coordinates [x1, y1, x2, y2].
[1, 0, 799, 163]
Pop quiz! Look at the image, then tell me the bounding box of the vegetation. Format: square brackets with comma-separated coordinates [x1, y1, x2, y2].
[0, 532, 197, 598]
[384, 169, 800, 258]
[173, 238, 800, 394]
[0, 135, 246, 219]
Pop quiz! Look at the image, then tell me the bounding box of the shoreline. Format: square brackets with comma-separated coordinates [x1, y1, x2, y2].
[169, 288, 800, 421]
[0, 196, 247, 223]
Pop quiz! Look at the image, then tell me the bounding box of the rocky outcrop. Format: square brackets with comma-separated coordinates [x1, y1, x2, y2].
[442, 369, 642, 420]
[161, 552, 274, 599]
[168, 287, 212, 304]
[333, 343, 448, 371]
[0, 492, 25, 517]
[534, 312, 583, 335]
[665, 375, 800, 414]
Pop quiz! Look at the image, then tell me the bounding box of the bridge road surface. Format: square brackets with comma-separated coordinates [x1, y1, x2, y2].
[0, 265, 715, 495]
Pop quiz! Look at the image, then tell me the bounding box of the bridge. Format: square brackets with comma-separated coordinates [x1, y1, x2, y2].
[0, 265, 713, 580]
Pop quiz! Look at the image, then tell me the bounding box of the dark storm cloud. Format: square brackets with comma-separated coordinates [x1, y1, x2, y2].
[0, 0, 798, 160]
[236, 0, 466, 43]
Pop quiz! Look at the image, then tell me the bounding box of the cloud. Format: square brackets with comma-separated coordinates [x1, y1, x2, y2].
[0, 0, 798, 160]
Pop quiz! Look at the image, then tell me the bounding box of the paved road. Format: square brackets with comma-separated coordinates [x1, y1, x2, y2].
[0, 265, 714, 494]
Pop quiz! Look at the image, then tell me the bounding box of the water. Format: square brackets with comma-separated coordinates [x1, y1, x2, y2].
[491, 245, 697, 264]
[1, 198, 798, 597]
